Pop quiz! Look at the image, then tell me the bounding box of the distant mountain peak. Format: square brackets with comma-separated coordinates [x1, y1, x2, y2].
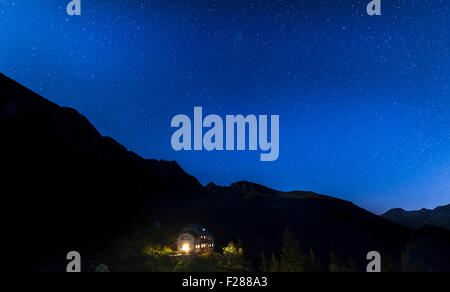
[204, 180, 336, 201]
[229, 181, 278, 198]
[382, 204, 450, 230]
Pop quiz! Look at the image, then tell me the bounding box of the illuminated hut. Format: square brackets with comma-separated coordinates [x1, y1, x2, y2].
[176, 224, 214, 255]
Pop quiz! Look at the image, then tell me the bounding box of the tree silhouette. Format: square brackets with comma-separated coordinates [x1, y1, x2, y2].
[269, 253, 280, 272]
[280, 227, 308, 272]
[308, 248, 324, 272]
[260, 250, 269, 272]
[219, 241, 247, 271]
[329, 251, 344, 272]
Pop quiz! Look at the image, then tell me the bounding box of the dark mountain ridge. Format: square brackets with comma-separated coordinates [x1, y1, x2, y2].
[382, 205, 450, 231]
[210, 180, 337, 200]
[1, 73, 205, 269]
[1, 73, 449, 272]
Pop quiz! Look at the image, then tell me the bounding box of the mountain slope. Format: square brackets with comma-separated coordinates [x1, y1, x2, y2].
[382, 205, 450, 231]
[1, 73, 449, 272]
[203, 181, 407, 260]
[0, 73, 205, 269]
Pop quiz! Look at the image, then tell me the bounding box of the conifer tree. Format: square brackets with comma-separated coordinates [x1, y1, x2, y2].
[260, 250, 269, 272]
[329, 251, 344, 272]
[308, 248, 323, 272]
[269, 253, 279, 272]
[280, 227, 308, 272]
[220, 241, 247, 272]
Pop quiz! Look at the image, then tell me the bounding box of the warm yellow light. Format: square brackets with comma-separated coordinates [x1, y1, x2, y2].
[182, 243, 190, 253]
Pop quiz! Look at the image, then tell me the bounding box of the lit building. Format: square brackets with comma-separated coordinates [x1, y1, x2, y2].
[176, 224, 214, 255]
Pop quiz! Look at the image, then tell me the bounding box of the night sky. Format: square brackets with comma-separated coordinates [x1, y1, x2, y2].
[1, 0, 449, 213]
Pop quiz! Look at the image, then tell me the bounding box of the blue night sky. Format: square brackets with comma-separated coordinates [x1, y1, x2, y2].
[1, 0, 449, 214]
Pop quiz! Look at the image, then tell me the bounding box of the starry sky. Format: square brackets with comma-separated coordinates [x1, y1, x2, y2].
[1, 0, 449, 214]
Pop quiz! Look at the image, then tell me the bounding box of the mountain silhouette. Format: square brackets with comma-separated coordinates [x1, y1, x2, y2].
[1, 73, 205, 270]
[382, 205, 450, 231]
[1, 73, 449, 272]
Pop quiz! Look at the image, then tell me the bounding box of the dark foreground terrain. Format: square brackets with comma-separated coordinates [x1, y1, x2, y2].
[1, 73, 449, 272]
